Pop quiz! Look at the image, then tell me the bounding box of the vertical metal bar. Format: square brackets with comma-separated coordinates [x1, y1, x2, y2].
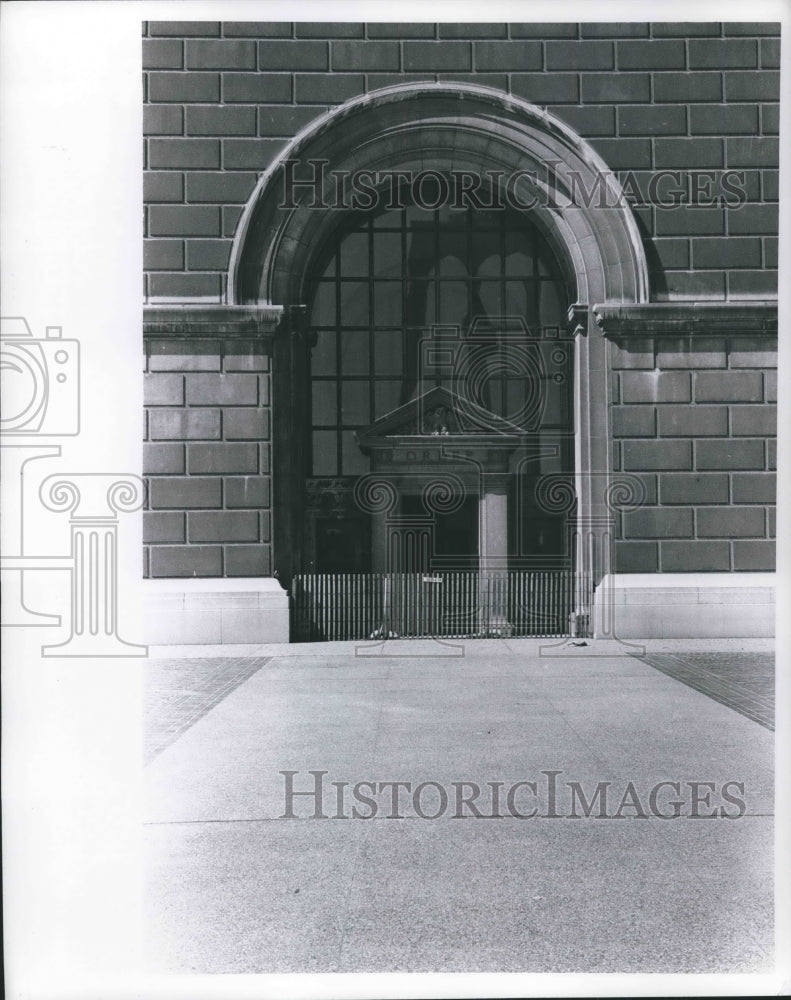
[340, 573, 344, 641]
[292, 574, 297, 641]
[356, 572, 361, 640]
[332, 573, 343, 640]
[545, 570, 550, 638]
[334, 574, 339, 641]
[300, 574, 305, 642]
[335, 573, 340, 642]
[315, 573, 320, 641]
[553, 570, 557, 637]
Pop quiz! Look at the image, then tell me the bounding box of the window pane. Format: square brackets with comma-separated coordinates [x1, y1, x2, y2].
[342, 431, 369, 475]
[311, 381, 336, 426]
[506, 378, 527, 423]
[437, 203, 467, 229]
[405, 204, 433, 227]
[470, 208, 500, 229]
[373, 281, 402, 326]
[540, 281, 565, 327]
[340, 329, 370, 375]
[438, 253, 467, 279]
[537, 246, 555, 276]
[438, 231, 467, 276]
[476, 280, 504, 317]
[311, 330, 336, 375]
[505, 280, 527, 317]
[341, 381, 370, 425]
[310, 282, 335, 327]
[472, 232, 500, 277]
[487, 379, 505, 417]
[438, 281, 468, 326]
[523, 280, 540, 327]
[319, 254, 336, 279]
[405, 280, 434, 326]
[504, 250, 532, 278]
[374, 209, 403, 229]
[339, 282, 369, 326]
[312, 430, 337, 475]
[405, 226, 435, 275]
[375, 380, 402, 418]
[373, 233, 402, 278]
[374, 329, 403, 376]
[340, 230, 368, 277]
[504, 230, 533, 271]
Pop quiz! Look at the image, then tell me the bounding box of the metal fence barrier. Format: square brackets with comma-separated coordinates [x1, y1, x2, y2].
[290, 570, 590, 642]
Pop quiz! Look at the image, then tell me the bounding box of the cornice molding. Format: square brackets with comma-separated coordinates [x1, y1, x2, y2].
[593, 301, 778, 338]
[143, 303, 284, 338]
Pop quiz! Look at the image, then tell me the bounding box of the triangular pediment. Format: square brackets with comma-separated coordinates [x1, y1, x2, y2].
[356, 384, 525, 449]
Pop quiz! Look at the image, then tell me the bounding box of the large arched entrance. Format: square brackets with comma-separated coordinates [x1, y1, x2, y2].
[230, 84, 649, 638]
[302, 193, 572, 576]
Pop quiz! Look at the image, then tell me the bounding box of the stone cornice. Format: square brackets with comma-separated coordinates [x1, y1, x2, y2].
[143, 303, 284, 338]
[593, 301, 777, 338]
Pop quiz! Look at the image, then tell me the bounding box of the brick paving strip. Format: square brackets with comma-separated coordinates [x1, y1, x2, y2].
[145, 657, 269, 763]
[637, 651, 774, 731]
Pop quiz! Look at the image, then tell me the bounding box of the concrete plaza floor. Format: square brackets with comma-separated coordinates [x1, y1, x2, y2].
[144, 638, 774, 974]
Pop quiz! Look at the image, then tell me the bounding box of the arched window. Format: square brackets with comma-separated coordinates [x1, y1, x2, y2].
[302, 191, 573, 573]
[307, 198, 570, 479]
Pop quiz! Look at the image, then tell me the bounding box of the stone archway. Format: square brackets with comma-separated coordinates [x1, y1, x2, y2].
[229, 83, 648, 308]
[229, 83, 650, 608]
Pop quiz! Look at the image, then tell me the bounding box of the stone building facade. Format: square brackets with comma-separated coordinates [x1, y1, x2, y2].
[142, 21, 779, 643]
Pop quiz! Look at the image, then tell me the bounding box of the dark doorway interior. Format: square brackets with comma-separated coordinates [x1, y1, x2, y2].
[398, 493, 478, 570]
[315, 518, 371, 573]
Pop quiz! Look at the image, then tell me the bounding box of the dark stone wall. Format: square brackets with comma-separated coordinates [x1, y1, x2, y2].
[143, 21, 779, 303]
[611, 335, 776, 571]
[141, 22, 779, 579]
[143, 336, 272, 577]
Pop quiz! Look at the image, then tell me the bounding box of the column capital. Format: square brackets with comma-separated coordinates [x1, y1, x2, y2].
[39, 474, 145, 520]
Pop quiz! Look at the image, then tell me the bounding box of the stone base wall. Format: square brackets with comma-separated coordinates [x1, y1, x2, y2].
[593, 572, 775, 638]
[144, 577, 289, 644]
